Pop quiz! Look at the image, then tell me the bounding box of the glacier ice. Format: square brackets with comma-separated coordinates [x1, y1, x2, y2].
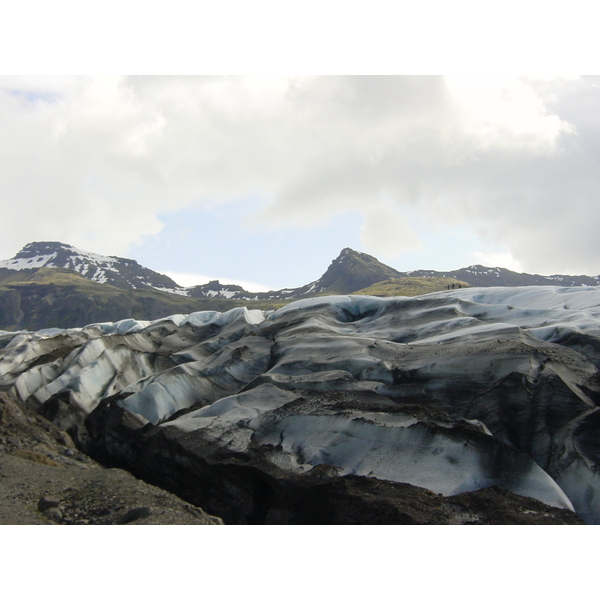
[3, 287, 600, 521]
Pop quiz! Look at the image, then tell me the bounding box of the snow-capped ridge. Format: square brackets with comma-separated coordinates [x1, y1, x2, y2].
[0, 241, 183, 292]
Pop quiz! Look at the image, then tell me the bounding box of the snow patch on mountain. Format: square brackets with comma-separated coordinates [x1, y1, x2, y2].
[0, 244, 118, 273]
[0, 242, 184, 293]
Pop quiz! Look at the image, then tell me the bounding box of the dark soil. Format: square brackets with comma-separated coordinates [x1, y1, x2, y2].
[0, 392, 222, 525]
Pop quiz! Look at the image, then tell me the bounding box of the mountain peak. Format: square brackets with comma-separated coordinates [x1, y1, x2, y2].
[308, 247, 403, 295]
[337, 247, 364, 260]
[0, 241, 180, 292]
[17, 241, 73, 255]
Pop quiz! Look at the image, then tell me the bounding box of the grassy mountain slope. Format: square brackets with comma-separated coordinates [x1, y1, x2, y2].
[0, 268, 284, 331]
[352, 277, 471, 297]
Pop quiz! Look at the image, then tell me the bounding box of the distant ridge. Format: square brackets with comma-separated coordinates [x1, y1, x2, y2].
[406, 264, 600, 288]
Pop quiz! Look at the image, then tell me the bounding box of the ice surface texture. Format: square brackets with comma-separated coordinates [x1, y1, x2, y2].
[3, 286, 600, 522]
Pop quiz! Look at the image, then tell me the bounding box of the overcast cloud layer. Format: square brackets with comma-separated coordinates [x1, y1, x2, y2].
[1, 75, 599, 279]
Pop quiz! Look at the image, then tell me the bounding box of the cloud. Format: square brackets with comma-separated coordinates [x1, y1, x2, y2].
[444, 76, 574, 154]
[360, 202, 423, 259]
[468, 251, 524, 273]
[0, 75, 598, 275]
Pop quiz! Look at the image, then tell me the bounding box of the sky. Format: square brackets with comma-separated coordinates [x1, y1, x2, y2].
[1, 74, 599, 291]
[1, 7, 599, 292]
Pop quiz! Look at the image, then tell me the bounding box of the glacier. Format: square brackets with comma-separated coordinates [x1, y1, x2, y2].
[2, 286, 600, 522]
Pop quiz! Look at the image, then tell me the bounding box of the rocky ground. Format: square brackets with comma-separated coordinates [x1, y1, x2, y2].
[0, 391, 222, 525]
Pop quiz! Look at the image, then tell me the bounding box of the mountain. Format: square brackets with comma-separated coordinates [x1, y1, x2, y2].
[292, 247, 405, 296]
[186, 248, 406, 300]
[3, 287, 598, 524]
[187, 280, 264, 301]
[0, 241, 183, 292]
[407, 264, 600, 288]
